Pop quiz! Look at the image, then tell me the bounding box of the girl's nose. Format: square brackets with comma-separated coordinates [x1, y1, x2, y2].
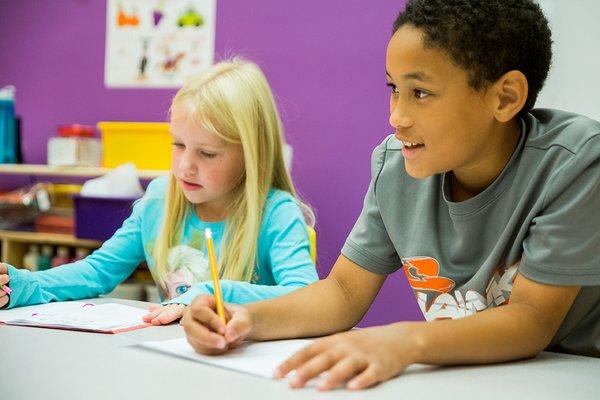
[178, 151, 197, 176]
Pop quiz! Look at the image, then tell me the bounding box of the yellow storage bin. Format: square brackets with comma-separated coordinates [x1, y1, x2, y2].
[98, 122, 171, 169]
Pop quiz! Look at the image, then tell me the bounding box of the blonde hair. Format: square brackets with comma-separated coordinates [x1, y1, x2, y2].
[153, 58, 314, 287]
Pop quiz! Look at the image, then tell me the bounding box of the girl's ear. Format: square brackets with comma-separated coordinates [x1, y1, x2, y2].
[493, 70, 528, 122]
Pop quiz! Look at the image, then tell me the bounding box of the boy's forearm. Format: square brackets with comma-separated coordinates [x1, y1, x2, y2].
[246, 277, 362, 341]
[405, 303, 553, 365]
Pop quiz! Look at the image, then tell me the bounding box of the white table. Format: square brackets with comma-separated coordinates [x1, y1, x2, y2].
[2, 298, 599, 400]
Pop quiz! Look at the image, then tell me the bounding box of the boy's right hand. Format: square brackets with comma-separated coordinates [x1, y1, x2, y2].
[0, 263, 10, 309]
[181, 295, 252, 355]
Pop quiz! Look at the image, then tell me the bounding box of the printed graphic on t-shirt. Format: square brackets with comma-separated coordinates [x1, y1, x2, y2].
[164, 244, 211, 299]
[402, 256, 518, 321]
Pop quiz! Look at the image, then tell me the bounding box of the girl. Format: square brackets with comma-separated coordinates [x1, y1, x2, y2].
[0, 59, 319, 325]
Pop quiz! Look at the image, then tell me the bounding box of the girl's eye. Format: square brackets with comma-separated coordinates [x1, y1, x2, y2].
[200, 151, 217, 158]
[413, 89, 430, 99]
[172, 142, 185, 149]
[386, 83, 399, 95]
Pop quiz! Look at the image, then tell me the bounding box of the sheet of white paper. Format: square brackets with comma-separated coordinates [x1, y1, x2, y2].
[0, 302, 148, 332]
[140, 337, 312, 379]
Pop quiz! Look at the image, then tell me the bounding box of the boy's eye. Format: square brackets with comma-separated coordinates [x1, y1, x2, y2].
[386, 83, 399, 94]
[413, 89, 429, 99]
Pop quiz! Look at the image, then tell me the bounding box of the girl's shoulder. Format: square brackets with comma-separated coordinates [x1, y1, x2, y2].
[144, 175, 169, 198]
[263, 188, 302, 221]
[258, 189, 307, 244]
[264, 187, 296, 209]
[133, 176, 168, 213]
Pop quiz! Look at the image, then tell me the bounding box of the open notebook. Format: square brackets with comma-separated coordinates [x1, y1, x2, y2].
[0, 301, 150, 333]
[140, 337, 312, 379]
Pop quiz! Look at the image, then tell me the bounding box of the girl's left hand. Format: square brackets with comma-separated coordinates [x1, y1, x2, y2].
[0, 263, 10, 309]
[274, 323, 420, 391]
[143, 303, 186, 325]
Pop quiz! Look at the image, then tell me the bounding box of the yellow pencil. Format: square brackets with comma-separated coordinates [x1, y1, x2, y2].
[204, 228, 227, 325]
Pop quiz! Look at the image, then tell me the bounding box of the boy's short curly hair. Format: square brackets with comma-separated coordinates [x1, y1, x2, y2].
[393, 0, 552, 118]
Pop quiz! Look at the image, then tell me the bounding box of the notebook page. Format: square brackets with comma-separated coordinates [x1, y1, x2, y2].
[140, 337, 312, 379]
[0, 302, 148, 332]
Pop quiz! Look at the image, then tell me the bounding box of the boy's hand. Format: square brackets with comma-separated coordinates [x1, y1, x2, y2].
[275, 323, 419, 391]
[181, 295, 252, 355]
[142, 303, 186, 325]
[0, 263, 10, 309]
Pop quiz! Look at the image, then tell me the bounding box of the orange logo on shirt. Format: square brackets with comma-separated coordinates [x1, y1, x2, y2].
[402, 256, 455, 293]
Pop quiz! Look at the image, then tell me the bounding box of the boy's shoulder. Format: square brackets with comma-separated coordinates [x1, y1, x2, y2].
[526, 109, 600, 154]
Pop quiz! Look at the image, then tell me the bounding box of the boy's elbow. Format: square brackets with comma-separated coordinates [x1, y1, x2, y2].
[513, 303, 560, 358]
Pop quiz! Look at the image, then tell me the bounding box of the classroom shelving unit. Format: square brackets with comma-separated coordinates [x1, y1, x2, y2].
[0, 163, 166, 180]
[0, 164, 165, 301]
[0, 229, 102, 266]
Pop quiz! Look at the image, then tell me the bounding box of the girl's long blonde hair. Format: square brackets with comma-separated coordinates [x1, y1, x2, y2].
[153, 58, 314, 287]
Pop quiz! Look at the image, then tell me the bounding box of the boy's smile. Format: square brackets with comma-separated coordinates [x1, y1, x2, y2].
[386, 24, 520, 199]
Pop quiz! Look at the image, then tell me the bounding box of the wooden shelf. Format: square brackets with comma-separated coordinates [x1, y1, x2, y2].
[0, 230, 102, 247]
[0, 229, 102, 266]
[0, 164, 168, 180]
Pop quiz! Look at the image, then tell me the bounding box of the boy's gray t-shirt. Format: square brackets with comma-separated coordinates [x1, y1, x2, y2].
[342, 109, 600, 357]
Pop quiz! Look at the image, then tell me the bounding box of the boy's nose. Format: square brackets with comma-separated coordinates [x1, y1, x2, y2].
[389, 101, 413, 129]
[389, 111, 413, 130]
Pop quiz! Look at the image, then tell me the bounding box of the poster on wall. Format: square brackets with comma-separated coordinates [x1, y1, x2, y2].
[104, 0, 216, 88]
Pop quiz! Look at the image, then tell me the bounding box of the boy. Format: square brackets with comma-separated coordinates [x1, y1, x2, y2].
[181, 0, 599, 391]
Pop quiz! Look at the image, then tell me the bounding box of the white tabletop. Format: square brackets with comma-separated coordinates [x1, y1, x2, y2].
[2, 298, 599, 400]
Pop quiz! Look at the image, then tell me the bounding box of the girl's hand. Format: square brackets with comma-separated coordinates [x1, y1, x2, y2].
[181, 294, 252, 355]
[142, 303, 186, 325]
[0, 263, 10, 309]
[275, 323, 419, 391]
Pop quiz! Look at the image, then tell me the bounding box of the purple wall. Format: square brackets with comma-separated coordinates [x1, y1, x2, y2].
[0, 0, 423, 326]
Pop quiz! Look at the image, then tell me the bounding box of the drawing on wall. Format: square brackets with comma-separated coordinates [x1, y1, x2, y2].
[104, 0, 216, 88]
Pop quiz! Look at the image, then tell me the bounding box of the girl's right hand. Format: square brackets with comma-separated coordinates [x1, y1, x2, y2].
[181, 294, 252, 355]
[142, 303, 186, 325]
[0, 263, 10, 309]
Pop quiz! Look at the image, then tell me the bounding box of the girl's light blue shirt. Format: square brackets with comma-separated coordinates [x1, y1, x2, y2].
[5, 177, 318, 308]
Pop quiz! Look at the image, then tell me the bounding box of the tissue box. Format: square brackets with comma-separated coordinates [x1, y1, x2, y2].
[98, 122, 171, 170]
[47, 137, 102, 167]
[72, 195, 140, 240]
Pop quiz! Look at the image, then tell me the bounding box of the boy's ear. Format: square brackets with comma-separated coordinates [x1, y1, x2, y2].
[493, 70, 528, 122]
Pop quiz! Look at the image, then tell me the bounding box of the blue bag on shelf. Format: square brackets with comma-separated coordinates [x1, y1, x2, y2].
[0, 85, 18, 164]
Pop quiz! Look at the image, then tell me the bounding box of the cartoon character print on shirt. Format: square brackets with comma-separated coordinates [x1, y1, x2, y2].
[145, 231, 214, 300]
[402, 256, 519, 321]
[164, 244, 211, 299]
